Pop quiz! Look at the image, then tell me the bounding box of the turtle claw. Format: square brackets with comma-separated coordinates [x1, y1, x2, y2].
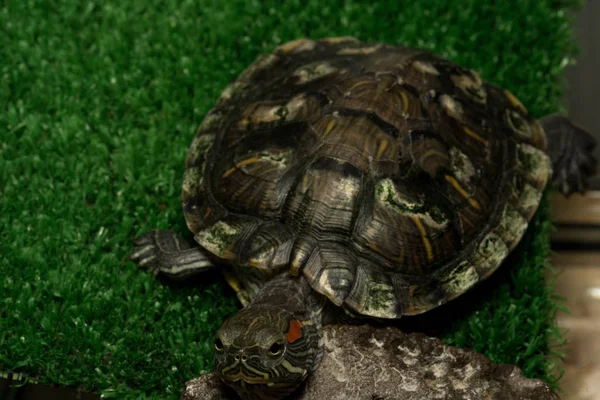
[130, 230, 170, 274]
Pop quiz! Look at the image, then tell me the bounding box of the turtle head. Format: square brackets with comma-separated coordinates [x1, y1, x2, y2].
[214, 306, 320, 399]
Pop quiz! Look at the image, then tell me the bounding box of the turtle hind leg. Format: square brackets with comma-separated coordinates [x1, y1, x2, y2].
[541, 114, 597, 195]
[130, 229, 217, 279]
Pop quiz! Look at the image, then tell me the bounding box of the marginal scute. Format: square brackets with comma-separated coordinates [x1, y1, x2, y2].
[318, 36, 359, 44]
[468, 232, 509, 280]
[345, 266, 399, 318]
[239, 223, 295, 271]
[293, 62, 339, 84]
[503, 89, 527, 113]
[237, 53, 280, 83]
[182, 166, 204, 197]
[505, 109, 532, 140]
[529, 118, 548, 150]
[515, 143, 552, 189]
[412, 61, 440, 75]
[195, 220, 246, 260]
[337, 45, 382, 55]
[317, 268, 351, 305]
[451, 71, 487, 104]
[216, 81, 246, 106]
[183, 133, 216, 232]
[274, 38, 316, 54]
[492, 204, 529, 251]
[439, 261, 479, 301]
[406, 281, 447, 315]
[302, 243, 356, 306]
[187, 133, 216, 166]
[510, 175, 542, 220]
[289, 235, 317, 276]
[197, 112, 223, 133]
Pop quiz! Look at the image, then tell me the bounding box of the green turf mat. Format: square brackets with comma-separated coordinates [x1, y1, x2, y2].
[1, 0, 580, 398]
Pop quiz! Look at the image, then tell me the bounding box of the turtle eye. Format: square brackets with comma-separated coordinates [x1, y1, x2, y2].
[214, 337, 224, 352]
[268, 341, 283, 356]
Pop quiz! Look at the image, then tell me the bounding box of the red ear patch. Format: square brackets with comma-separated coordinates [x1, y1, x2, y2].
[285, 320, 304, 343]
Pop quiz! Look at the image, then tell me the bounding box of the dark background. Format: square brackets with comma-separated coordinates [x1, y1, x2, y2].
[566, 0, 600, 188]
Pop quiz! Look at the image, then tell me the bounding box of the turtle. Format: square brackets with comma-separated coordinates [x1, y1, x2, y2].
[130, 37, 596, 400]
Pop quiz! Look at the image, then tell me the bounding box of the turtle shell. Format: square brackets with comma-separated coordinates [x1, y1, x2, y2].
[182, 37, 551, 319]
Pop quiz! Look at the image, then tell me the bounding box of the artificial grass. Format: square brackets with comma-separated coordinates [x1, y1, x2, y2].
[0, 0, 580, 398]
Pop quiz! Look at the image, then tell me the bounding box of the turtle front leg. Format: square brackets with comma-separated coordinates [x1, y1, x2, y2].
[130, 229, 216, 279]
[540, 114, 597, 195]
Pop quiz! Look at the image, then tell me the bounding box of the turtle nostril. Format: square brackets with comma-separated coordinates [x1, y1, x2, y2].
[234, 355, 240, 361]
[241, 355, 248, 362]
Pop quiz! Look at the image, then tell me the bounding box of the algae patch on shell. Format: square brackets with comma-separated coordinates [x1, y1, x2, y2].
[376, 178, 448, 228]
[195, 221, 241, 259]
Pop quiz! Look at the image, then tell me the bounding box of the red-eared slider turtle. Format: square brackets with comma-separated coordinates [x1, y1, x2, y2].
[130, 37, 596, 400]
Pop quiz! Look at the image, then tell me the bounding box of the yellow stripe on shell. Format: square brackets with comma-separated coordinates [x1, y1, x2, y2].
[222, 156, 261, 178]
[376, 139, 389, 159]
[398, 90, 409, 114]
[418, 149, 448, 166]
[322, 119, 336, 139]
[462, 126, 488, 145]
[411, 217, 434, 262]
[347, 80, 372, 93]
[231, 180, 254, 202]
[445, 175, 481, 210]
[503, 89, 526, 112]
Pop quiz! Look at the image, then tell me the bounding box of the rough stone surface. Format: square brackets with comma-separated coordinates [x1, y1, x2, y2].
[181, 324, 556, 400]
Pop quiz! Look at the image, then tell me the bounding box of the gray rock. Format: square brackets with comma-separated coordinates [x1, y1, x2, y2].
[182, 324, 556, 400]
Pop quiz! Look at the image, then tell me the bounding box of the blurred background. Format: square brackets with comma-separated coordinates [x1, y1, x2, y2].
[554, 2, 600, 399]
[566, 0, 599, 183]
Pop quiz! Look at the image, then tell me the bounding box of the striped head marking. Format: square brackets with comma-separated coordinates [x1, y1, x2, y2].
[214, 306, 318, 400]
